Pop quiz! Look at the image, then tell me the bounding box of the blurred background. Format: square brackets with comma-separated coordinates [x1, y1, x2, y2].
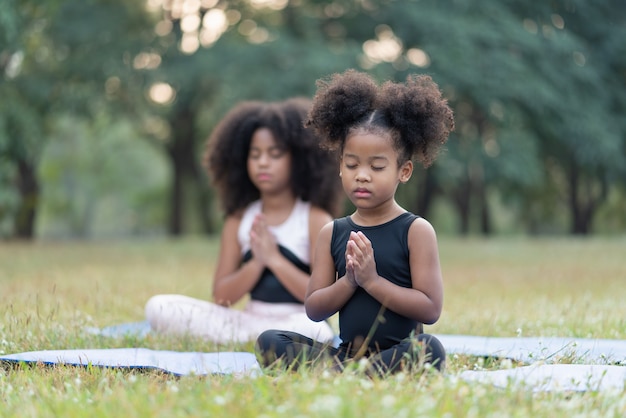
[1, 0, 624, 241]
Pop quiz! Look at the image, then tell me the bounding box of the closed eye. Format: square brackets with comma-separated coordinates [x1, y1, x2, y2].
[269, 148, 286, 159]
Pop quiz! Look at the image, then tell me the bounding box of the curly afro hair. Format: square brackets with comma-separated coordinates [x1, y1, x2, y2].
[203, 98, 343, 217]
[306, 69, 454, 167]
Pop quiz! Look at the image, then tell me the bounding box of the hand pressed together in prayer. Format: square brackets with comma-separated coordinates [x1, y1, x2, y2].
[345, 231, 379, 289]
[249, 213, 280, 267]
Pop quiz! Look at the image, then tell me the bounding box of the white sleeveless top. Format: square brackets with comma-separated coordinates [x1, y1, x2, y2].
[238, 199, 311, 264]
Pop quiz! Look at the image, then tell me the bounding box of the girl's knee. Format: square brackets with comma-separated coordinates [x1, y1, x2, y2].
[144, 295, 166, 326]
[256, 329, 281, 350]
[417, 333, 446, 371]
[255, 329, 285, 367]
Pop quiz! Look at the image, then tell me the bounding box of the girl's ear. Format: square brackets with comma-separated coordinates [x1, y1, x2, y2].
[399, 160, 413, 183]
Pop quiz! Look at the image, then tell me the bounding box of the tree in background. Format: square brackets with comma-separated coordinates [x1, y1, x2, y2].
[338, 0, 625, 235]
[518, 0, 626, 234]
[1, 0, 51, 238]
[0, 0, 154, 238]
[1, 0, 624, 239]
[137, 0, 364, 235]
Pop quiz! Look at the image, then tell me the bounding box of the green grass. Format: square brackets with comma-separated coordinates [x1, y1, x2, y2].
[1, 236, 626, 417]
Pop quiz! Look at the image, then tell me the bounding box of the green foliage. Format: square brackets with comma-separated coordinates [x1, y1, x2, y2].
[1, 0, 625, 238]
[0, 85, 44, 237]
[37, 113, 169, 238]
[0, 0, 156, 238]
[0, 0, 19, 48]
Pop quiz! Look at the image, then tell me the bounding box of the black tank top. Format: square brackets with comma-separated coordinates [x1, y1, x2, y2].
[242, 247, 307, 304]
[331, 212, 421, 352]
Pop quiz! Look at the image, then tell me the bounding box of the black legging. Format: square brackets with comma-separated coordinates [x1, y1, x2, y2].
[255, 330, 446, 376]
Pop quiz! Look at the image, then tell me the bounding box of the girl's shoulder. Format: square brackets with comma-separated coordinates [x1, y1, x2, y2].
[222, 206, 249, 232]
[408, 215, 434, 232]
[308, 203, 334, 234]
[407, 216, 438, 245]
[308, 204, 332, 221]
[221, 213, 244, 239]
[226, 207, 248, 221]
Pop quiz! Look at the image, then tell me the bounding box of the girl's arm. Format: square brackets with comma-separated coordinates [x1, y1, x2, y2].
[257, 206, 332, 303]
[305, 222, 358, 322]
[212, 215, 265, 306]
[349, 218, 443, 324]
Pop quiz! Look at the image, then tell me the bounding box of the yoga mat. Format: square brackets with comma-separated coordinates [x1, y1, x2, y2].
[459, 364, 626, 392]
[21, 323, 625, 391]
[0, 348, 260, 376]
[85, 321, 152, 338]
[2, 345, 625, 392]
[86, 322, 626, 365]
[86, 321, 345, 347]
[437, 334, 626, 364]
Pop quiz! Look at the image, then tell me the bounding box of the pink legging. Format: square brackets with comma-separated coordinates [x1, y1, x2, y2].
[145, 294, 335, 345]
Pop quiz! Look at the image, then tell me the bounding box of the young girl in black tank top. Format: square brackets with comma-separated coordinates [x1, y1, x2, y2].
[256, 70, 454, 376]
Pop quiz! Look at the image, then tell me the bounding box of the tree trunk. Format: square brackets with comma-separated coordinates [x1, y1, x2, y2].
[567, 164, 608, 235]
[14, 158, 39, 239]
[166, 106, 214, 236]
[167, 108, 196, 236]
[414, 168, 438, 220]
[453, 174, 472, 235]
[478, 180, 492, 235]
[168, 156, 184, 236]
[196, 181, 214, 235]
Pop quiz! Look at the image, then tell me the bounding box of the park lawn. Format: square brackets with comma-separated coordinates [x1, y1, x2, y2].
[1, 236, 625, 417]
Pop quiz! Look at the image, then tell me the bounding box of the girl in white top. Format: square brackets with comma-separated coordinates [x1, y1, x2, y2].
[145, 98, 343, 345]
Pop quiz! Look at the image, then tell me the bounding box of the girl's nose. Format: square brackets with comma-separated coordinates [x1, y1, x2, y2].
[355, 168, 370, 182]
[258, 152, 270, 165]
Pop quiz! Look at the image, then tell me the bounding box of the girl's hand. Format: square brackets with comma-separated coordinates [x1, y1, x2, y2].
[345, 254, 358, 289]
[250, 214, 280, 267]
[345, 231, 378, 288]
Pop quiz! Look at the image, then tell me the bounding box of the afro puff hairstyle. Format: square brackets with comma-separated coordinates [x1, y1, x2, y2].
[203, 98, 344, 217]
[306, 69, 454, 167]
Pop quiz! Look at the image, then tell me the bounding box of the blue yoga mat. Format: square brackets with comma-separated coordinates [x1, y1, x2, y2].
[87, 322, 626, 365]
[438, 334, 626, 364]
[85, 321, 152, 338]
[7, 322, 625, 391]
[0, 348, 260, 376]
[459, 363, 626, 392]
[86, 321, 345, 347]
[2, 346, 624, 392]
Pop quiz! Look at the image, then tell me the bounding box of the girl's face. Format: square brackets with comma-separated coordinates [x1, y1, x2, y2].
[340, 132, 412, 210]
[247, 127, 292, 196]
